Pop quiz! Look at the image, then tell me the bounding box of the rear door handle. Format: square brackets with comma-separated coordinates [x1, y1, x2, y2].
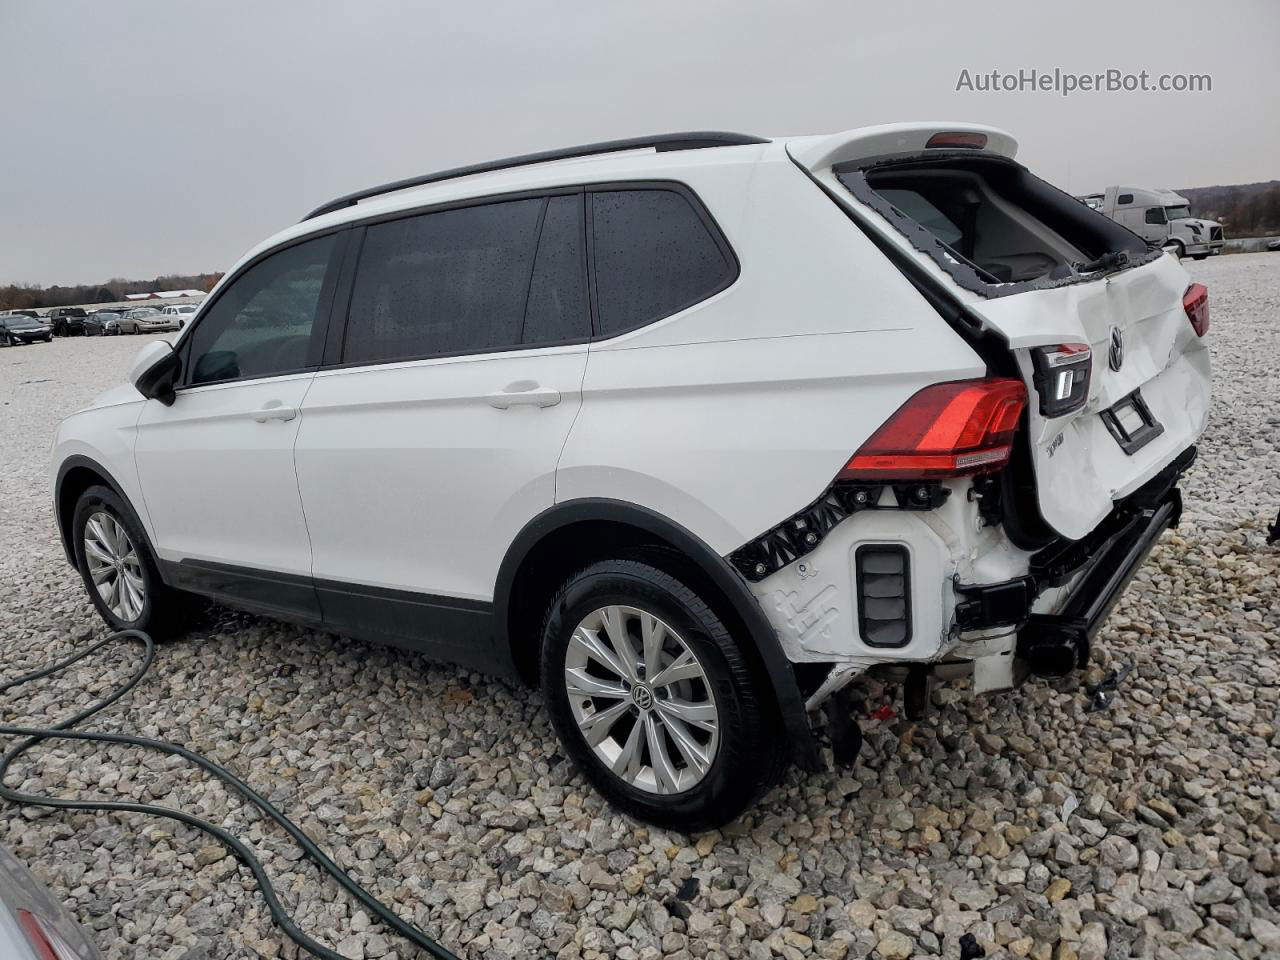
[250, 401, 298, 423]
[485, 383, 561, 409]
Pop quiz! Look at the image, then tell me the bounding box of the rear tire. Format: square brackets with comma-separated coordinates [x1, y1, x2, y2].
[72, 485, 196, 639]
[539, 559, 780, 831]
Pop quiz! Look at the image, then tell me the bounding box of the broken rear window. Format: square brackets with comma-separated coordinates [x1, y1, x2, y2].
[836, 155, 1154, 296]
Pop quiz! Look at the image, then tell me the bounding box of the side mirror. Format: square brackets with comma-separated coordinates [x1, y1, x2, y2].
[130, 341, 180, 406]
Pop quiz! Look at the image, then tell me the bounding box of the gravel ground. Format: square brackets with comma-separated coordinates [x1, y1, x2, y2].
[1, 253, 1278, 960]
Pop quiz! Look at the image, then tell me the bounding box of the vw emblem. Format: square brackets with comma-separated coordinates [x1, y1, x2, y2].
[631, 685, 654, 711]
[1108, 326, 1125, 372]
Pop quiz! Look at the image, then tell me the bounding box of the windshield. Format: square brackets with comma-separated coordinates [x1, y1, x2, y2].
[1164, 205, 1192, 221]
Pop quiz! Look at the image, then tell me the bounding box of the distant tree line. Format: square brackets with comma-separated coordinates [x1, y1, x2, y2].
[0, 272, 224, 311]
[1178, 181, 1280, 238]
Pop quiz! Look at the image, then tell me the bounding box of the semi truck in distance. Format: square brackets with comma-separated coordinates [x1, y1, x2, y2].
[1079, 186, 1225, 260]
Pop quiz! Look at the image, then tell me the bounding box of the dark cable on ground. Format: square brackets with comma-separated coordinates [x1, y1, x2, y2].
[0, 629, 459, 960]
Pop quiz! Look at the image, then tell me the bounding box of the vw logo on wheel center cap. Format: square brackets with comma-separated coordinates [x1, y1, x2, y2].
[631, 685, 654, 710]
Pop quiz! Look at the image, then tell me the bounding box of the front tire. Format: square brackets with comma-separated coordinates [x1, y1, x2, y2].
[72, 485, 193, 638]
[540, 559, 780, 830]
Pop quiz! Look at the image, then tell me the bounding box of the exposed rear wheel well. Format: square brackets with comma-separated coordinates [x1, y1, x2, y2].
[504, 520, 774, 708]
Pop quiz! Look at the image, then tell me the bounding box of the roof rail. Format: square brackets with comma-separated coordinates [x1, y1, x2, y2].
[300, 131, 769, 222]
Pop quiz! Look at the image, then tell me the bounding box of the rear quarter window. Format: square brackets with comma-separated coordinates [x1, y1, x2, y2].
[590, 188, 734, 337]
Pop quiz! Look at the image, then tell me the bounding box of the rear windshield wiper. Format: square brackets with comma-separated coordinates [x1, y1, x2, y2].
[1075, 250, 1130, 274]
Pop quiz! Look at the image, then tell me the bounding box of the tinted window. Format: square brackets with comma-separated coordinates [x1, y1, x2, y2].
[1144, 207, 1167, 225]
[186, 234, 335, 385]
[344, 198, 543, 363]
[591, 189, 732, 337]
[522, 195, 589, 344]
[1117, 193, 1134, 205]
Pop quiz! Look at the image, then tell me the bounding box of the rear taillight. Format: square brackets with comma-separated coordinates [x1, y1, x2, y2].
[16, 909, 89, 960]
[839, 378, 1027, 480]
[1031, 342, 1092, 417]
[1184, 282, 1209, 337]
[926, 131, 988, 149]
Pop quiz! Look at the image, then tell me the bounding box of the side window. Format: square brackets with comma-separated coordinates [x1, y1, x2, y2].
[186, 234, 336, 385]
[1144, 207, 1167, 225]
[343, 198, 543, 363]
[591, 189, 733, 337]
[522, 195, 590, 344]
[1117, 193, 1134, 205]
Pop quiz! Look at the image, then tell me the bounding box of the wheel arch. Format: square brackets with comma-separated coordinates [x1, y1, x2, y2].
[494, 498, 822, 771]
[55, 455, 143, 568]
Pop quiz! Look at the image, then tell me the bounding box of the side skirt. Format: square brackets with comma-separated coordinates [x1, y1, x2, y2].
[159, 559, 513, 678]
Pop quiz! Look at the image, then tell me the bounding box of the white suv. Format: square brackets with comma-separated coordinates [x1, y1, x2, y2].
[50, 124, 1211, 828]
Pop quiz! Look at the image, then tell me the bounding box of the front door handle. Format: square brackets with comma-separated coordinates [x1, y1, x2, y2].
[485, 382, 562, 409]
[250, 401, 298, 423]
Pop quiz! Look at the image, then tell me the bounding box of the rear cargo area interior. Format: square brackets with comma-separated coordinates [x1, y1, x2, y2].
[842, 156, 1151, 289]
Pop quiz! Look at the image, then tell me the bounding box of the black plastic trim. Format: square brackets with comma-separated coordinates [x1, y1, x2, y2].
[956, 446, 1194, 635]
[312, 577, 504, 676]
[1100, 389, 1165, 456]
[728, 480, 948, 582]
[495, 498, 822, 771]
[1018, 492, 1180, 672]
[855, 544, 913, 648]
[161, 558, 323, 622]
[301, 131, 769, 221]
[54, 455, 142, 567]
[157, 559, 508, 676]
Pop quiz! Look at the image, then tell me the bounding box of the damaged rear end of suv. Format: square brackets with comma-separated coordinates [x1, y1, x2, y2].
[52, 122, 1209, 828]
[745, 122, 1210, 747]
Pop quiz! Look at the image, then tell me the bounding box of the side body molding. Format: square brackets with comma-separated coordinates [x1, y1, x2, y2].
[494, 498, 822, 771]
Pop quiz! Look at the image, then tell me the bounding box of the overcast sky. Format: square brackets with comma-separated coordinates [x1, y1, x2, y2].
[1, 0, 1276, 286]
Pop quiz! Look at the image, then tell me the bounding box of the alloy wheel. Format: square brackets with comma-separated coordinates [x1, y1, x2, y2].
[83, 511, 146, 621]
[564, 605, 720, 795]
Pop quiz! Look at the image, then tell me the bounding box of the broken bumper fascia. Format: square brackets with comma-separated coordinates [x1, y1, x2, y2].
[954, 446, 1193, 672]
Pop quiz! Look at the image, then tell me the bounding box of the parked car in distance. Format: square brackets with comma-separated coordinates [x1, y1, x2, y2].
[82, 312, 122, 336]
[3, 309, 40, 319]
[0, 844, 101, 959]
[48, 307, 88, 337]
[119, 307, 181, 334]
[0, 315, 53, 345]
[51, 124, 1210, 828]
[160, 303, 199, 328]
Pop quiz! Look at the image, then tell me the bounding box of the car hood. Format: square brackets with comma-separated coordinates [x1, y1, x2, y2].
[89, 382, 145, 409]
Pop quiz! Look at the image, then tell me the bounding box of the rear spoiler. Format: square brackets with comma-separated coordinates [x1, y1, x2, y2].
[786, 122, 1017, 174]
